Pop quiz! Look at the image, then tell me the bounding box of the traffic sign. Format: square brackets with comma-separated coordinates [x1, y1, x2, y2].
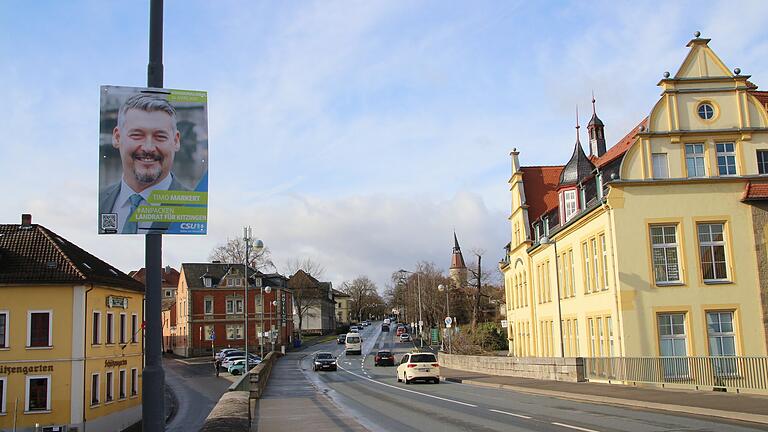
[500, 320, 508, 328]
[444, 317, 453, 327]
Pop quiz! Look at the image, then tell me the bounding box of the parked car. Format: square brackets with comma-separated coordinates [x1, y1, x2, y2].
[228, 358, 262, 375]
[396, 326, 406, 337]
[216, 348, 240, 360]
[396, 352, 440, 384]
[374, 350, 395, 366]
[220, 352, 260, 370]
[399, 333, 411, 343]
[337, 334, 347, 344]
[313, 352, 338, 371]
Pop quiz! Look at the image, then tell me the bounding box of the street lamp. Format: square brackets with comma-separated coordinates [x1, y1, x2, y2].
[438, 284, 452, 354]
[539, 235, 565, 358]
[270, 299, 278, 352]
[262, 285, 272, 358]
[243, 227, 264, 360]
[399, 269, 423, 348]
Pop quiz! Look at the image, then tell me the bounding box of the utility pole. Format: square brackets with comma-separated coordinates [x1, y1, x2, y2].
[143, 1, 165, 430]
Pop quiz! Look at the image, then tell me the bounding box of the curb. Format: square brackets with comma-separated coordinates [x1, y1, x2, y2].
[165, 384, 178, 425]
[442, 377, 768, 426]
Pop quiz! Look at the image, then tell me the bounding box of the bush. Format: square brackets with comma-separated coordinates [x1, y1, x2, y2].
[448, 322, 508, 355]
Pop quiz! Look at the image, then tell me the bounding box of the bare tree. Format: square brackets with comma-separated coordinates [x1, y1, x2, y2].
[208, 236, 275, 272]
[340, 276, 382, 322]
[467, 248, 502, 327]
[283, 258, 326, 337]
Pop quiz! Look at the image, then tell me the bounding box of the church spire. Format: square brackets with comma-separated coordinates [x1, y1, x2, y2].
[587, 91, 606, 157]
[449, 232, 467, 287]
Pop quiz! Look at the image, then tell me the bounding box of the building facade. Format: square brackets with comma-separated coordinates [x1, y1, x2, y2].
[174, 263, 293, 357]
[129, 266, 179, 353]
[333, 290, 351, 326]
[289, 270, 336, 335]
[0, 215, 144, 432]
[502, 35, 768, 360]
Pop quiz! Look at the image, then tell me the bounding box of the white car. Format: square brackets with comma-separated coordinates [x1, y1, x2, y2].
[345, 332, 363, 355]
[396, 352, 440, 384]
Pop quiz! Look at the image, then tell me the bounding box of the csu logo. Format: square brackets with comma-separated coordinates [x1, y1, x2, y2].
[180, 223, 205, 230]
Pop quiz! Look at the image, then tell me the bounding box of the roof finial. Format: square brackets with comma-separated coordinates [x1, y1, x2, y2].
[575, 105, 581, 141]
[591, 91, 596, 115]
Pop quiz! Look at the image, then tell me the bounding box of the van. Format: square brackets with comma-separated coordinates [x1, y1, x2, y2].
[345, 332, 362, 355]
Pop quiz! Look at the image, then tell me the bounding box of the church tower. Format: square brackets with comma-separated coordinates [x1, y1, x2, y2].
[587, 93, 606, 157]
[449, 232, 468, 287]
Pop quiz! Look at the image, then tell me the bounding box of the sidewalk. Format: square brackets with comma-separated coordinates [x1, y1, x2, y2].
[440, 367, 768, 425]
[254, 352, 368, 431]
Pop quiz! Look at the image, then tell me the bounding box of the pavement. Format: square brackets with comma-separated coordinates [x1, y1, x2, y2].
[254, 352, 368, 432]
[439, 367, 768, 425]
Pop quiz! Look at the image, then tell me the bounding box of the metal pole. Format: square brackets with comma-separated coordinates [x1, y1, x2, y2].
[244, 227, 249, 359]
[417, 273, 423, 348]
[143, 1, 165, 430]
[260, 286, 265, 358]
[446, 288, 451, 354]
[552, 240, 565, 357]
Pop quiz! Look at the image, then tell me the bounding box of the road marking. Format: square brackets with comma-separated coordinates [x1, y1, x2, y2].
[337, 363, 477, 408]
[551, 422, 600, 432]
[488, 409, 532, 419]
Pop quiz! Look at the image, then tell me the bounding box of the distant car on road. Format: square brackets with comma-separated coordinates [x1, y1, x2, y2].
[396, 352, 439, 384]
[349, 326, 360, 333]
[374, 350, 395, 367]
[396, 326, 406, 337]
[313, 352, 338, 371]
[381, 324, 390, 332]
[337, 334, 347, 344]
[228, 358, 261, 375]
[399, 333, 411, 343]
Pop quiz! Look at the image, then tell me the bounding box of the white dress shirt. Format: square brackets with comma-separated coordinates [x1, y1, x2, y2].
[114, 174, 173, 233]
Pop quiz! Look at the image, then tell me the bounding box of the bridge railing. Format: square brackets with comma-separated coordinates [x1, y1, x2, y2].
[584, 356, 768, 394]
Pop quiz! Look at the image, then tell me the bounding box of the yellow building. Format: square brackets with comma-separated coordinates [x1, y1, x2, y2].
[502, 34, 768, 361]
[333, 290, 351, 326]
[0, 215, 144, 432]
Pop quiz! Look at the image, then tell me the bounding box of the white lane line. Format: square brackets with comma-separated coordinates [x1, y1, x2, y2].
[488, 409, 532, 419]
[337, 363, 477, 408]
[551, 422, 600, 432]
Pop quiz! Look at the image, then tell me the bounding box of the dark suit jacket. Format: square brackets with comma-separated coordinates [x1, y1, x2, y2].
[98, 174, 189, 234]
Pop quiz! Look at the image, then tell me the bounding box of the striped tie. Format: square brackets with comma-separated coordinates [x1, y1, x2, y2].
[121, 194, 144, 234]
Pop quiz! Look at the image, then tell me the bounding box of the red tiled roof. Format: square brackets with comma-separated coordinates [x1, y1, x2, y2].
[591, 117, 649, 168]
[521, 166, 563, 224]
[743, 181, 768, 201]
[130, 266, 180, 288]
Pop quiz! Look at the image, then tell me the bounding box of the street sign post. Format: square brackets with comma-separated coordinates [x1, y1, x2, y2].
[444, 316, 453, 328]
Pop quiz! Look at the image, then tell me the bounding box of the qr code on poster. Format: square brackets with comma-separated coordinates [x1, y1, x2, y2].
[101, 213, 118, 231]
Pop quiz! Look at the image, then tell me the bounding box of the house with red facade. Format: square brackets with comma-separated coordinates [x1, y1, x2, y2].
[174, 262, 293, 357]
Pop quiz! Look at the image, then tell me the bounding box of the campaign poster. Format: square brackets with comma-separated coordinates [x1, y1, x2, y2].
[98, 85, 208, 235]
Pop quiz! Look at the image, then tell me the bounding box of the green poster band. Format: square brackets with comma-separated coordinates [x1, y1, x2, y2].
[130, 206, 208, 223]
[147, 190, 208, 205]
[168, 89, 207, 103]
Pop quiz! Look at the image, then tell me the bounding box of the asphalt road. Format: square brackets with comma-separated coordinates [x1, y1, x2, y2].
[163, 355, 231, 432]
[298, 322, 767, 432]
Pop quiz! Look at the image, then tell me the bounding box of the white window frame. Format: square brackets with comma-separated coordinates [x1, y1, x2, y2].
[707, 311, 736, 356]
[130, 368, 138, 397]
[25, 375, 51, 412]
[698, 223, 729, 282]
[607, 316, 615, 357]
[582, 242, 591, 293]
[0, 376, 6, 414]
[600, 234, 609, 289]
[698, 103, 714, 120]
[164, 289, 172, 298]
[105, 371, 114, 403]
[591, 238, 600, 291]
[92, 310, 101, 345]
[203, 277, 212, 288]
[597, 317, 605, 357]
[758, 150, 768, 175]
[0, 310, 8, 349]
[235, 299, 244, 314]
[204, 324, 214, 341]
[563, 189, 578, 222]
[204, 297, 214, 315]
[716, 143, 737, 176]
[652, 153, 669, 179]
[226, 299, 234, 314]
[650, 225, 682, 284]
[26, 310, 53, 348]
[91, 373, 100, 406]
[119, 313, 127, 344]
[685, 143, 706, 177]
[119, 369, 127, 399]
[131, 313, 138, 343]
[658, 313, 689, 378]
[226, 324, 244, 340]
[106, 312, 114, 344]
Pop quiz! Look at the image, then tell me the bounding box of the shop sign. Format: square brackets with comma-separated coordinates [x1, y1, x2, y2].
[107, 295, 129, 309]
[0, 364, 54, 375]
[105, 359, 129, 368]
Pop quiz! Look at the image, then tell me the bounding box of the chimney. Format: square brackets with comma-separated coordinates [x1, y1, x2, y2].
[510, 148, 521, 175]
[21, 214, 32, 226]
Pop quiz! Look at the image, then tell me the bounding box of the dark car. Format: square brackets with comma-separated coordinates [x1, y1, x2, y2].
[381, 324, 390, 332]
[313, 352, 337, 371]
[337, 334, 347, 344]
[374, 350, 395, 366]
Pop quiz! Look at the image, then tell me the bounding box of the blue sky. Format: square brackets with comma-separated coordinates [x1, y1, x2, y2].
[2, 1, 768, 290]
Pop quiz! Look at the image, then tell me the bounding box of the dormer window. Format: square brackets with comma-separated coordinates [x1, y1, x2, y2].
[561, 189, 578, 223]
[203, 277, 212, 288]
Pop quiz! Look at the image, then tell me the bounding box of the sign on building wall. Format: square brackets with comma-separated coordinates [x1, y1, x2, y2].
[106, 295, 129, 309]
[98, 85, 209, 235]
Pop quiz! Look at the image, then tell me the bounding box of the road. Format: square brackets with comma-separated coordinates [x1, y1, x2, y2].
[297, 322, 766, 432]
[163, 355, 231, 432]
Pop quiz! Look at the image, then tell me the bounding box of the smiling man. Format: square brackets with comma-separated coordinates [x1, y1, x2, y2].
[99, 93, 189, 234]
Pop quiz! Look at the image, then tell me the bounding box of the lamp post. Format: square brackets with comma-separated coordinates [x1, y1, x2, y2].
[261, 285, 271, 357]
[270, 300, 277, 352]
[399, 269, 423, 348]
[243, 227, 264, 360]
[437, 283, 452, 353]
[540, 235, 565, 357]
